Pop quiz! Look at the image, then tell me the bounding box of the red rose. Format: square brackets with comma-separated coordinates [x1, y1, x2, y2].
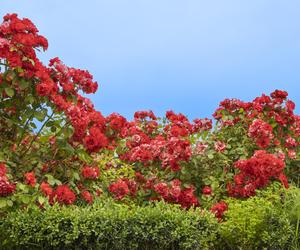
[24, 172, 36, 187]
[202, 186, 212, 195]
[54, 185, 76, 205]
[81, 190, 93, 204]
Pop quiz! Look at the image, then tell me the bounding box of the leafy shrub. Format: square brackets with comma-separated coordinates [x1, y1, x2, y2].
[219, 186, 293, 250]
[282, 186, 300, 249]
[0, 201, 218, 250]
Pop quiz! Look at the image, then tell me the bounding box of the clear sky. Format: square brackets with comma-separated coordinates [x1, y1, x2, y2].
[1, 1, 300, 120]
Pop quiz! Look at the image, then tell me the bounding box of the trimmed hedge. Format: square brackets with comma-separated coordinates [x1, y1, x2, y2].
[1, 185, 299, 250]
[0, 201, 218, 250]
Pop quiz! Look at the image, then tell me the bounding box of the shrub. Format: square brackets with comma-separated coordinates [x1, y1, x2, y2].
[0, 201, 218, 250]
[282, 186, 300, 249]
[219, 186, 293, 250]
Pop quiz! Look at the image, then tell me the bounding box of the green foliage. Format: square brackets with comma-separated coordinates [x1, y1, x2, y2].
[281, 186, 300, 249]
[219, 186, 293, 250]
[0, 201, 218, 250]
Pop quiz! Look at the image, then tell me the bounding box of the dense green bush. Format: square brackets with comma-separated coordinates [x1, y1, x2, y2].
[282, 186, 300, 249]
[0, 201, 218, 250]
[218, 185, 293, 250]
[2, 186, 300, 250]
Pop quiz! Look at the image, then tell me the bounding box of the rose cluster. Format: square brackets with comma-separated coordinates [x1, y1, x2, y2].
[120, 110, 212, 172]
[214, 90, 300, 155]
[227, 150, 288, 197]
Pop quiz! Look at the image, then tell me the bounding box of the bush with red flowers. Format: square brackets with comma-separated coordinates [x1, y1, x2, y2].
[0, 14, 299, 231]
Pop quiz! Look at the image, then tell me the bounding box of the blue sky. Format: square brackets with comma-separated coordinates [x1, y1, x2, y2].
[1, 1, 300, 120]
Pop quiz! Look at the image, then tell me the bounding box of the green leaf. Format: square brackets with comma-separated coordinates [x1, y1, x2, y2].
[55, 179, 62, 185]
[5, 88, 14, 97]
[38, 196, 46, 204]
[0, 199, 7, 208]
[50, 126, 57, 132]
[19, 79, 29, 90]
[17, 183, 29, 193]
[6, 200, 13, 207]
[21, 196, 30, 204]
[73, 172, 81, 181]
[35, 109, 48, 122]
[45, 174, 55, 186]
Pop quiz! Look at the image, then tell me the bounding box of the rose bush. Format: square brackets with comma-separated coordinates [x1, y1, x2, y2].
[0, 14, 299, 222]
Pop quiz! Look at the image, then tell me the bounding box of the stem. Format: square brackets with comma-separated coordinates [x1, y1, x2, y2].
[17, 111, 36, 146]
[20, 111, 55, 158]
[296, 218, 299, 240]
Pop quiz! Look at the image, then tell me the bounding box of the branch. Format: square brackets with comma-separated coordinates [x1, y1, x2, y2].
[19, 111, 55, 158]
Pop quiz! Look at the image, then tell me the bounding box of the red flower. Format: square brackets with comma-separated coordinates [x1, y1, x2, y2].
[81, 190, 93, 204]
[108, 179, 129, 200]
[81, 166, 100, 180]
[210, 201, 228, 221]
[169, 179, 181, 199]
[178, 186, 199, 208]
[286, 100, 295, 113]
[288, 149, 296, 159]
[40, 181, 53, 197]
[96, 189, 102, 196]
[106, 113, 127, 132]
[214, 141, 226, 152]
[24, 172, 36, 187]
[202, 186, 212, 195]
[0, 176, 16, 197]
[0, 163, 7, 177]
[248, 119, 274, 148]
[228, 151, 287, 197]
[278, 173, 289, 189]
[270, 89, 288, 99]
[54, 185, 76, 205]
[35, 80, 55, 96]
[134, 110, 156, 120]
[192, 118, 212, 132]
[135, 172, 146, 183]
[83, 127, 108, 152]
[285, 136, 297, 148]
[123, 179, 137, 197]
[154, 182, 169, 199]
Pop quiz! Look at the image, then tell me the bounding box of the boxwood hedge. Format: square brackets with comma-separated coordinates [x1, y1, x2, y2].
[0, 201, 218, 250]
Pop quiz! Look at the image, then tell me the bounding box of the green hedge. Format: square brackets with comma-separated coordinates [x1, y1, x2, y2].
[1, 185, 299, 250]
[0, 201, 218, 250]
